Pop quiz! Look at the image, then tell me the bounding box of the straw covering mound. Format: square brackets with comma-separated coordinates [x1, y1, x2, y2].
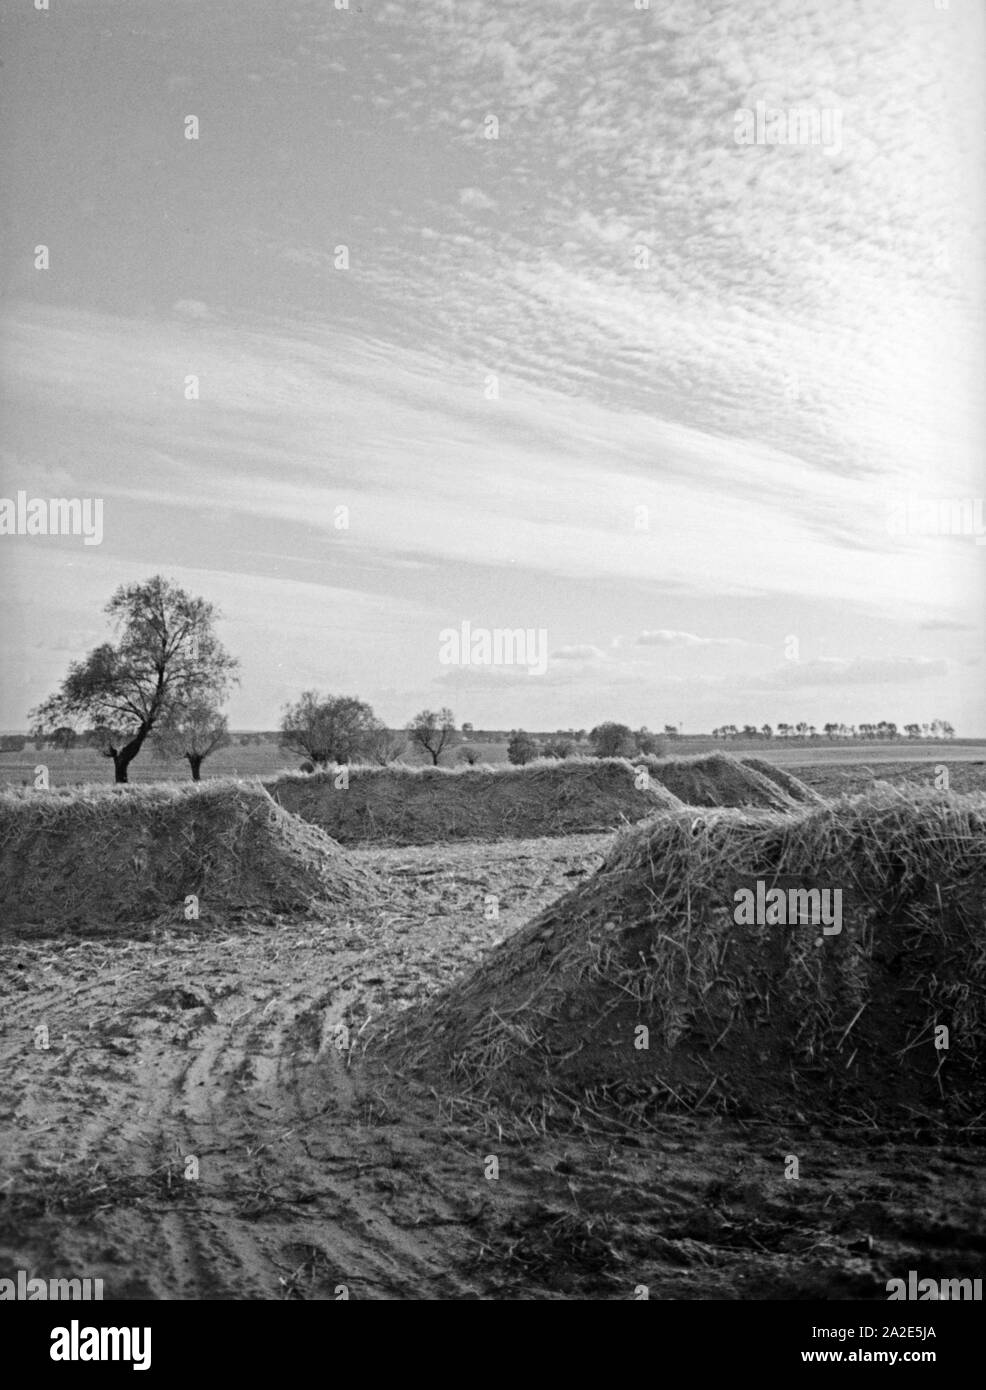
[375, 788, 986, 1127]
[641, 751, 814, 809]
[738, 757, 824, 805]
[268, 758, 684, 845]
[0, 780, 375, 932]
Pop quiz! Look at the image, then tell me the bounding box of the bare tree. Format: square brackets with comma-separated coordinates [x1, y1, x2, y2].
[151, 700, 230, 781]
[407, 707, 457, 765]
[365, 724, 408, 765]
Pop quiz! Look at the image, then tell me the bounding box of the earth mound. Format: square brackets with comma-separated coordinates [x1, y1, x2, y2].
[739, 757, 823, 804]
[267, 758, 684, 846]
[641, 752, 811, 809]
[0, 780, 375, 933]
[373, 787, 986, 1128]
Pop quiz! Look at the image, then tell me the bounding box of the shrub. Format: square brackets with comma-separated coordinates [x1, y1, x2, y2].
[589, 722, 636, 758]
[507, 731, 539, 765]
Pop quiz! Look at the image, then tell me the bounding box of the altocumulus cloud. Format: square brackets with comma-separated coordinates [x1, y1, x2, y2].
[458, 187, 496, 211]
[0, 0, 980, 732]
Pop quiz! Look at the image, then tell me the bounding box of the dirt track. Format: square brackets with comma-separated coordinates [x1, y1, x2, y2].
[2, 833, 983, 1300]
[0, 837, 606, 1298]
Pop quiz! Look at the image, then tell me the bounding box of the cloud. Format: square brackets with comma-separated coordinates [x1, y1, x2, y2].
[576, 211, 633, 245]
[0, 2, 981, 731]
[7, 302, 964, 615]
[550, 644, 607, 662]
[918, 618, 976, 632]
[635, 629, 749, 649]
[280, 246, 327, 268]
[750, 657, 948, 689]
[458, 186, 496, 211]
[172, 300, 213, 320]
[306, 0, 984, 506]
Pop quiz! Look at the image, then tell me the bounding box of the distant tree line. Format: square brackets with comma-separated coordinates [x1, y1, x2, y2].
[20, 574, 961, 783]
[710, 721, 955, 741]
[505, 723, 666, 765]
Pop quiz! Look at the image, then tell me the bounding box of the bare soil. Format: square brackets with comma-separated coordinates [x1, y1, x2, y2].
[1, 830, 982, 1300]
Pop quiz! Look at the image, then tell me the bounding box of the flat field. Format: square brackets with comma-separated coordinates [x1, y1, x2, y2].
[2, 737, 984, 789]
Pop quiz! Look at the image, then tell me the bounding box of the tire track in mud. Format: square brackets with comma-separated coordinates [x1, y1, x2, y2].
[149, 969, 459, 1300]
[0, 834, 614, 1298]
[4, 829, 985, 1300]
[1, 938, 477, 1298]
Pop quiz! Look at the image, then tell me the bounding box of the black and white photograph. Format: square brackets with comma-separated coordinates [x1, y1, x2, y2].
[0, 0, 983, 1343]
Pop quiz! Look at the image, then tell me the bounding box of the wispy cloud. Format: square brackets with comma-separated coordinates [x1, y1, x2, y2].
[748, 657, 949, 689]
[172, 299, 214, 320]
[635, 630, 754, 650]
[550, 644, 608, 663]
[0, 0, 981, 730]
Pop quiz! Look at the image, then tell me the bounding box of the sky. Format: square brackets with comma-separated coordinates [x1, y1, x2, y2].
[0, 0, 983, 734]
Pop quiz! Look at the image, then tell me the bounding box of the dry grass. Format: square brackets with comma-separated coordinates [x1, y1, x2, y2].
[267, 757, 684, 845]
[639, 751, 814, 809]
[371, 786, 986, 1131]
[739, 757, 824, 805]
[0, 779, 377, 933]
